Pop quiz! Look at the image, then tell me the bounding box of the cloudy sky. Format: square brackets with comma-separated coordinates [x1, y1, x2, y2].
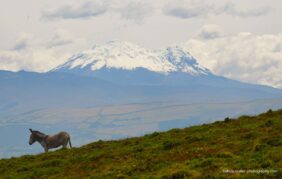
[0, 0, 281, 88]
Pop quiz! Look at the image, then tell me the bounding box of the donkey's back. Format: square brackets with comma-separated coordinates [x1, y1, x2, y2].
[47, 131, 72, 149]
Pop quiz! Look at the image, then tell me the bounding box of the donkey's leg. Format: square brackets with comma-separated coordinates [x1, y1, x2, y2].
[68, 138, 72, 148]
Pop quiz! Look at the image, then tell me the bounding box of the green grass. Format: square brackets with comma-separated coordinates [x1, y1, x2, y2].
[0, 109, 281, 178]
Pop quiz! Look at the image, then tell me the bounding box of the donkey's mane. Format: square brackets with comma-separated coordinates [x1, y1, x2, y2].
[33, 130, 47, 136]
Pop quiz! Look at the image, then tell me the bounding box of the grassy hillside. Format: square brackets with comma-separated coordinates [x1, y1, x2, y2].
[0, 110, 281, 178]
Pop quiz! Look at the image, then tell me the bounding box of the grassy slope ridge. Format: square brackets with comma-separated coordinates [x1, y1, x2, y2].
[0, 110, 281, 178]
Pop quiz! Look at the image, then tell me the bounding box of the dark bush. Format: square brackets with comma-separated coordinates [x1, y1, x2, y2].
[267, 109, 273, 113]
[224, 117, 231, 122]
[162, 140, 180, 150]
[150, 132, 160, 138]
[264, 120, 273, 127]
[162, 171, 190, 179]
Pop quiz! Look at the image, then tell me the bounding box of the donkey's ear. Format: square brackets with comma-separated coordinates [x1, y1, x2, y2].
[29, 128, 33, 133]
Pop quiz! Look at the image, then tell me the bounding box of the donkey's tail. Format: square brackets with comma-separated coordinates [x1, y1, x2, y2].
[69, 137, 72, 148]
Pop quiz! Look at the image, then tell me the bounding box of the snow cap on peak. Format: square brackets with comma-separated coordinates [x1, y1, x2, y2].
[53, 41, 211, 76]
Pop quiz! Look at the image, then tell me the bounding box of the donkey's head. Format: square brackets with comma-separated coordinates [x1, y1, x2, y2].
[29, 128, 36, 145]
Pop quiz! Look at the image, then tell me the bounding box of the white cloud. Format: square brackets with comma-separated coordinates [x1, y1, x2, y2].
[13, 33, 34, 51]
[41, 0, 153, 23]
[118, 2, 153, 23]
[48, 29, 73, 48]
[163, 0, 271, 19]
[184, 30, 282, 88]
[42, 1, 108, 20]
[197, 24, 224, 39]
[0, 48, 66, 72]
[163, 0, 212, 18]
[220, 3, 271, 18]
[0, 30, 87, 72]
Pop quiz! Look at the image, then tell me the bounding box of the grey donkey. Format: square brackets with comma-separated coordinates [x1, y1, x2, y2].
[29, 129, 72, 152]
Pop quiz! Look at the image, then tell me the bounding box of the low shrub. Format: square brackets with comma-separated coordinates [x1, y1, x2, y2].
[162, 140, 180, 150]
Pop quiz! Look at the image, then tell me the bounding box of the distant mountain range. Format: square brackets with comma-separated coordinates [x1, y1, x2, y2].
[1, 41, 282, 158]
[52, 41, 282, 96]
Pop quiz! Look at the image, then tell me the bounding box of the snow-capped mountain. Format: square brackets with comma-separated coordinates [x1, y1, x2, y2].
[53, 41, 211, 76]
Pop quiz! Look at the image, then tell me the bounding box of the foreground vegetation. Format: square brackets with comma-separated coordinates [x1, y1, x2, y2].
[0, 110, 281, 178]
